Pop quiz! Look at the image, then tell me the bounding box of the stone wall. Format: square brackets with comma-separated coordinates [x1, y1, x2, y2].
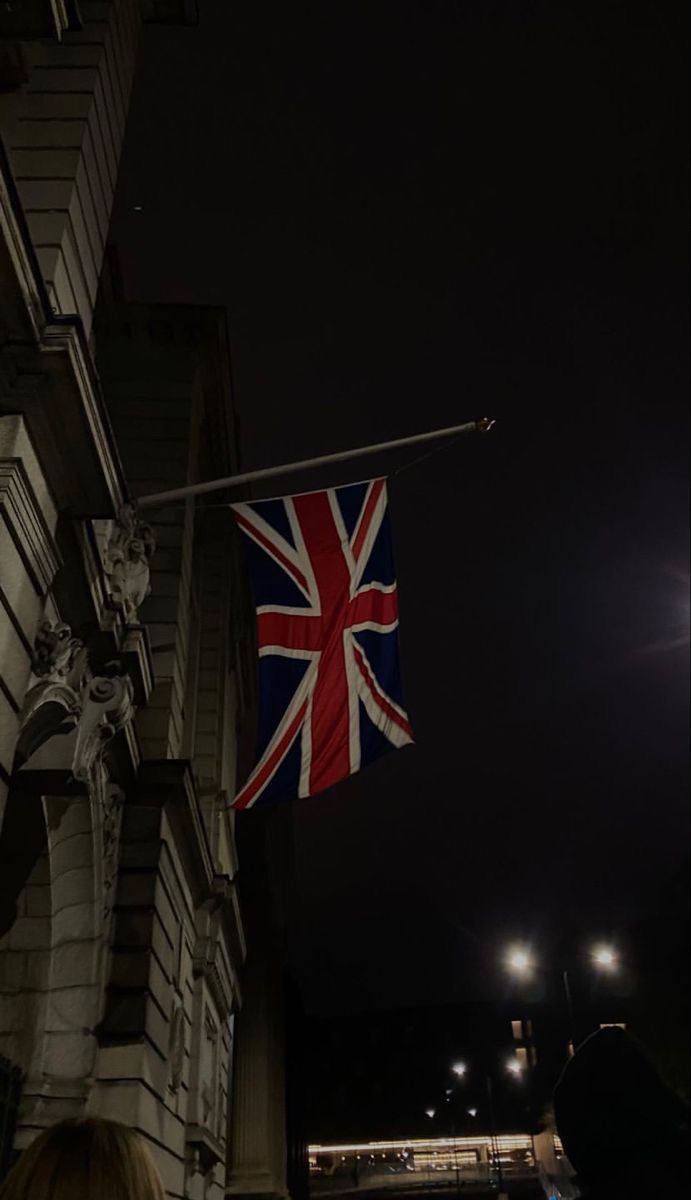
[0, 415, 60, 823]
[1, 8, 295, 1198]
[91, 762, 241, 1199]
[0, 785, 118, 1143]
[0, 0, 141, 336]
[87, 301, 249, 1196]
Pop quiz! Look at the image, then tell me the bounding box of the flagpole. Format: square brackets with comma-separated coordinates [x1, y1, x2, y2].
[137, 417, 495, 508]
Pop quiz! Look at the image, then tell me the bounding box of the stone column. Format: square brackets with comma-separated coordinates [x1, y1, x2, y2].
[226, 947, 288, 1200]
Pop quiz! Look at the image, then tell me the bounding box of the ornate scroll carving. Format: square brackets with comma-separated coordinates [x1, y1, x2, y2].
[17, 627, 134, 784]
[72, 665, 135, 783]
[101, 780, 125, 924]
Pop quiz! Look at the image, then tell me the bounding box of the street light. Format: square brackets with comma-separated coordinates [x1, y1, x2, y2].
[505, 1057, 524, 1079]
[425, 1108, 436, 1119]
[591, 944, 618, 971]
[437, 1060, 512, 1196]
[447, 1061, 510, 1195]
[444, 1069, 466, 1200]
[502, 941, 622, 1056]
[505, 945, 533, 975]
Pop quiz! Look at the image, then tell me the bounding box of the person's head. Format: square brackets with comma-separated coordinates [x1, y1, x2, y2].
[553, 1026, 688, 1189]
[0, 1117, 166, 1200]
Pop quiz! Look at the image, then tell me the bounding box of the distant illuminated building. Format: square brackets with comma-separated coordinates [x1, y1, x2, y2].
[309, 1134, 538, 1180]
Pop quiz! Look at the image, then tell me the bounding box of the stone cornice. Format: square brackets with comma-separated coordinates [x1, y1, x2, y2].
[40, 320, 126, 514]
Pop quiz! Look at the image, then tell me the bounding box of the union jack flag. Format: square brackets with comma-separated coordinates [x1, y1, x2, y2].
[230, 479, 413, 809]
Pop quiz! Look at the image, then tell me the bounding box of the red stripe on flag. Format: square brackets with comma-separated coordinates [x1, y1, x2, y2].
[351, 479, 385, 562]
[293, 492, 352, 793]
[234, 510, 309, 597]
[349, 586, 398, 628]
[232, 697, 308, 810]
[257, 610, 322, 652]
[352, 641, 413, 739]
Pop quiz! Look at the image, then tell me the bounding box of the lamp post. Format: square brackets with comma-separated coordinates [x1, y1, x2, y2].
[485, 1073, 504, 1198]
[446, 1063, 467, 1199]
[503, 941, 620, 1054]
[445, 1059, 518, 1199]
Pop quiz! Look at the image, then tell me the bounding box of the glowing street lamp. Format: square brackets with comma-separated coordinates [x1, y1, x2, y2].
[591, 944, 618, 971]
[451, 1061, 467, 1079]
[467, 1107, 478, 1118]
[503, 939, 622, 1057]
[505, 1057, 524, 1079]
[425, 1108, 436, 1119]
[505, 945, 534, 975]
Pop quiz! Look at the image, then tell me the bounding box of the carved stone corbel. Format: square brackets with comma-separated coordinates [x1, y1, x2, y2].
[100, 502, 156, 623]
[15, 622, 86, 767]
[30, 619, 83, 682]
[72, 664, 135, 783]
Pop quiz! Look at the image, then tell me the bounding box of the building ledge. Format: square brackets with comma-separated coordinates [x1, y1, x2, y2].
[185, 1125, 225, 1175]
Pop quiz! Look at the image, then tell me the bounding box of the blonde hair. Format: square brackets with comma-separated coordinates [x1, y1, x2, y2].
[0, 1118, 166, 1200]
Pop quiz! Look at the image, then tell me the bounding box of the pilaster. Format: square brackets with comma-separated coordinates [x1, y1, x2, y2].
[0, 414, 60, 820]
[226, 947, 288, 1200]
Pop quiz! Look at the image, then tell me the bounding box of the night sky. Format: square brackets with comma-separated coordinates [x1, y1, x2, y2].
[111, 2, 689, 1014]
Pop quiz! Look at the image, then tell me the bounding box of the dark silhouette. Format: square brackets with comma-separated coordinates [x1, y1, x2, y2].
[553, 1026, 689, 1198]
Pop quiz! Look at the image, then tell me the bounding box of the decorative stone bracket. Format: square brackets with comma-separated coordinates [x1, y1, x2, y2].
[30, 618, 84, 683]
[72, 668, 135, 783]
[185, 1126, 226, 1179]
[16, 621, 135, 781]
[92, 502, 156, 624]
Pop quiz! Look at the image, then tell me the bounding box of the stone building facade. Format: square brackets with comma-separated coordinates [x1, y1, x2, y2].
[0, 4, 302, 1198]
